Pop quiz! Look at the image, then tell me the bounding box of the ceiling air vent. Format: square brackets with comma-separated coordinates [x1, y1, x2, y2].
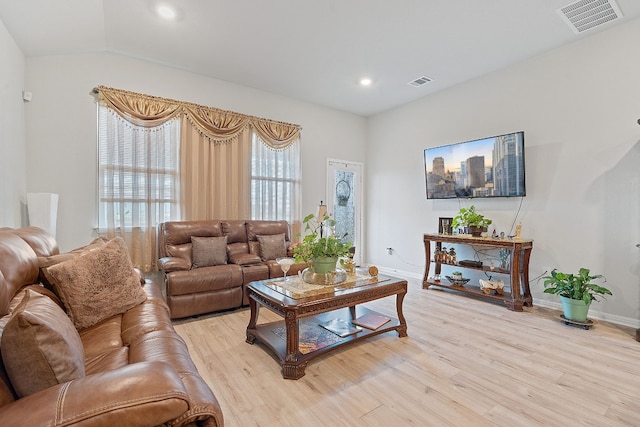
[408, 76, 433, 87]
[557, 0, 623, 34]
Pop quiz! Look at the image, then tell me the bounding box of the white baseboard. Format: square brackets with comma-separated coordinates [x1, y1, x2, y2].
[376, 265, 640, 330]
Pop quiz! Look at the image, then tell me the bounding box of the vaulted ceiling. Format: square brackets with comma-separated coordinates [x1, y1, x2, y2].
[1, 0, 639, 116]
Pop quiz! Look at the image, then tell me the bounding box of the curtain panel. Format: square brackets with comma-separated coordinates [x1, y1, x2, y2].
[180, 118, 252, 220]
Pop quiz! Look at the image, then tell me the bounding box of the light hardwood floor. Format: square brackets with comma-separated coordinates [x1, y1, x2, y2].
[173, 279, 640, 427]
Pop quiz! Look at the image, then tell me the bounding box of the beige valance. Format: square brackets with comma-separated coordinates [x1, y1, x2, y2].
[95, 85, 301, 148]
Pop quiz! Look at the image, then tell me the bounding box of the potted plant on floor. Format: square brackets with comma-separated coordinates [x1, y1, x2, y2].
[451, 205, 492, 237]
[542, 268, 612, 322]
[294, 212, 351, 274]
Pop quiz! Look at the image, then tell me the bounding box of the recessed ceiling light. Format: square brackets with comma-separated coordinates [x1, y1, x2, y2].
[359, 78, 373, 86]
[157, 5, 177, 20]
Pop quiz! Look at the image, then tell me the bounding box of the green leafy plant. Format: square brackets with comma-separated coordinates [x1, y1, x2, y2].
[451, 205, 492, 229]
[542, 268, 612, 304]
[452, 271, 462, 276]
[293, 213, 351, 263]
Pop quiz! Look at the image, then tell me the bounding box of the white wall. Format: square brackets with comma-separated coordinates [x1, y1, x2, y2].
[0, 19, 26, 227]
[24, 52, 366, 251]
[367, 18, 640, 327]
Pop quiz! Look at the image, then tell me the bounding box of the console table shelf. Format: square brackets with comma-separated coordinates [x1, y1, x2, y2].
[423, 233, 534, 311]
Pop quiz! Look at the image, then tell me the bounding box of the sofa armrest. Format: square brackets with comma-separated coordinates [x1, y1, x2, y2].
[0, 362, 197, 427]
[158, 256, 191, 272]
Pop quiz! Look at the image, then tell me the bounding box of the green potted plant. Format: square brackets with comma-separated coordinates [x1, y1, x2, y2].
[451, 271, 463, 280]
[294, 213, 351, 274]
[542, 268, 612, 322]
[451, 205, 492, 237]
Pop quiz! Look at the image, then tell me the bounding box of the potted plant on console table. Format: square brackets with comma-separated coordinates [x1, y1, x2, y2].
[294, 212, 352, 274]
[451, 205, 492, 237]
[542, 267, 612, 323]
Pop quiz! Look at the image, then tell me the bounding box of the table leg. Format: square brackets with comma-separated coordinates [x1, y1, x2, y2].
[507, 246, 524, 312]
[521, 247, 533, 307]
[282, 311, 306, 379]
[245, 296, 259, 344]
[396, 287, 408, 337]
[423, 237, 432, 288]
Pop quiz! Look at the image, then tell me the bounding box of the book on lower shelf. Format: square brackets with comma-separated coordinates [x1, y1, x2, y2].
[352, 312, 391, 330]
[319, 318, 362, 337]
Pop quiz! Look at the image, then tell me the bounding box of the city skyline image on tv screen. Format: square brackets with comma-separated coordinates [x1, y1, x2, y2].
[424, 131, 526, 199]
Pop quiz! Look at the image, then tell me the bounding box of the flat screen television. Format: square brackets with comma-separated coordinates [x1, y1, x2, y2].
[424, 131, 525, 199]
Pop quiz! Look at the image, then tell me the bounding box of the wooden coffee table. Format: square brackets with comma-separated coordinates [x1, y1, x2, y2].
[245, 273, 408, 379]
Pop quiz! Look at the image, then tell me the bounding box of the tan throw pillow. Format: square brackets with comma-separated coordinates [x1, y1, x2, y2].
[37, 237, 108, 290]
[1, 290, 85, 397]
[257, 233, 287, 261]
[191, 236, 228, 268]
[44, 237, 147, 330]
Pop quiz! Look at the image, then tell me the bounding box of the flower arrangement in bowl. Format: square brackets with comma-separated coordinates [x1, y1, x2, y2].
[293, 212, 352, 274]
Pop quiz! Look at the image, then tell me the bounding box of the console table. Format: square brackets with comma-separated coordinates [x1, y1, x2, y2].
[423, 233, 533, 311]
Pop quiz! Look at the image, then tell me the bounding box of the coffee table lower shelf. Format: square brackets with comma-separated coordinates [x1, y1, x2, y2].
[247, 306, 401, 379]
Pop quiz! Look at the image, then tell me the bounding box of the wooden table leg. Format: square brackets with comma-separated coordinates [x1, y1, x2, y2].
[507, 246, 524, 312]
[423, 237, 432, 288]
[282, 311, 306, 379]
[521, 247, 533, 307]
[396, 286, 408, 337]
[245, 295, 259, 344]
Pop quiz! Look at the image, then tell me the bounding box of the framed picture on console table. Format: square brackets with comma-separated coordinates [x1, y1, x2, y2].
[438, 217, 453, 235]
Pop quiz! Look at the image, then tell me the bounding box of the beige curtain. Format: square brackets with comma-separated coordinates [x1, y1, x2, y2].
[180, 117, 252, 220]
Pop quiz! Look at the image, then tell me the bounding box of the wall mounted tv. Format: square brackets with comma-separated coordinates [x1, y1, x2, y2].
[424, 131, 525, 199]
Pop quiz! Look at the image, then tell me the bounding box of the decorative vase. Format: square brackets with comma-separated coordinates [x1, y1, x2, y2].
[560, 295, 591, 322]
[312, 256, 338, 275]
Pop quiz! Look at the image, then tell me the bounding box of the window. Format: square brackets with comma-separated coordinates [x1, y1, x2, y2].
[97, 105, 181, 231]
[250, 132, 301, 224]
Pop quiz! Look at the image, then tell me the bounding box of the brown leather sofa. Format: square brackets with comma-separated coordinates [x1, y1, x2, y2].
[158, 220, 307, 319]
[0, 227, 223, 427]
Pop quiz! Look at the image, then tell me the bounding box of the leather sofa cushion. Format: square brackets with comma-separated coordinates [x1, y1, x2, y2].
[44, 237, 147, 330]
[257, 233, 287, 261]
[1, 289, 85, 397]
[222, 220, 248, 244]
[191, 236, 227, 267]
[167, 265, 243, 296]
[0, 232, 40, 316]
[164, 221, 222, 245]
[12, 226, 60, 257]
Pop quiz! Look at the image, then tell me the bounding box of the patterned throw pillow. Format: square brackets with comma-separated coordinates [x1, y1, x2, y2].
[191, 236, 228, 267]
[43, 237, 147, 330]
[257, 233, 287, 261]
[1, 289, 85, 397]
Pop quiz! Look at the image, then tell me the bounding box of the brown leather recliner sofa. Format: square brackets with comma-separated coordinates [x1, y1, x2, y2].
[158, 220, 307, 319]
[0, 226, 223, 427]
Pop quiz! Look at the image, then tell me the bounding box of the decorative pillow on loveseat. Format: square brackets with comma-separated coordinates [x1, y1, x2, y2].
[43, 237, 147, 330]
[257, 233, 287, 261]
[1, 289, 85, 397]
[191, 236, 228, 268]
